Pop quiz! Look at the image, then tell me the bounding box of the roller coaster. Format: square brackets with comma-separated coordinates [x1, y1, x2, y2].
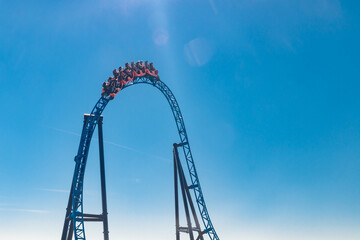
[61, 62, 220, 240]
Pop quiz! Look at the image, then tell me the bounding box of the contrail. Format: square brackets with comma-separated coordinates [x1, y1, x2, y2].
[37, 188, 98, 196]
[37, 188, 68, 193]
[0, 208, 50, 213]
[44, 126, 80, 137]
[44, 125, 170, 162]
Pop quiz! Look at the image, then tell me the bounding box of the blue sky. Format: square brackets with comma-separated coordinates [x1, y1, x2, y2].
[0, 0, 360, 239]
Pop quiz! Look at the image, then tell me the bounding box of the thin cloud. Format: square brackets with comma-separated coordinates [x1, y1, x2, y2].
[104, 140, 170, 162]
[103, 140, 138, 151]
[46, 125, 171, 162]
[37, 188, 99, 196]
[45, 125, 133, 151]
[37, 188, 68, 193]
[0, 208, 50, 214]
[44, 125, 80, 137]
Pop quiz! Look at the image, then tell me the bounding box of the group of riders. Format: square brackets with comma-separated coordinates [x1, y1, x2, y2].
[102, 61, 160, 99]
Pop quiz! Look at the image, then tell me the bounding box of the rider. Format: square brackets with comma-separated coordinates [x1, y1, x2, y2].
[131, 61, 137, 72]
[136, 61, 141, 73]
[149, 62, 155, 71]
[109, 76, 116, 91]
[124, 62, 133, 83]
[149, 62, 160, 81]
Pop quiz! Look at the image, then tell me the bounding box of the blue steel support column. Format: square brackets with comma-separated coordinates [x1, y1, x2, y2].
[97, 116, 109, 240]
[61, 174, 74, 240]
[174, 144, 180, 240]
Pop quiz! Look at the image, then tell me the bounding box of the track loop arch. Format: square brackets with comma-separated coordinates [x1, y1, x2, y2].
[71, 77, 219, 240]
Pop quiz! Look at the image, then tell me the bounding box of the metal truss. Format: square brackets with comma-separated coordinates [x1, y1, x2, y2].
[69, 77, 220, 240]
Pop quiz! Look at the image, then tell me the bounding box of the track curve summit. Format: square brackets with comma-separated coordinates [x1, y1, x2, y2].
[71, 69, 219, 240]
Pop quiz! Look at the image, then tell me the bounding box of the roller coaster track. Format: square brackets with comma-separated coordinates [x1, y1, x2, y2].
[70, 76, 220, 240]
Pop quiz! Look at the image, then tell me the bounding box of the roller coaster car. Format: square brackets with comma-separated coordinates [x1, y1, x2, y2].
[123, 70, 134, 84]
[109, 88, 120, 100]
[120, 79, 127, 86]
[146, 62, 159, 78]
[115, 80, 122, 88]
[124, 76, 133, 84]
[134, 70, 146, 77]
[134, 62, 145, 76]
[145, 68, 159, 78]
[102, 61, 159, 99]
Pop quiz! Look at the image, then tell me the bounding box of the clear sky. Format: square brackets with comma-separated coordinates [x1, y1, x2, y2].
[0, 0, 359, 239]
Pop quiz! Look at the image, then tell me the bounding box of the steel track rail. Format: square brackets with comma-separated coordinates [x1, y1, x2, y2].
[71, 77, 219, 240]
